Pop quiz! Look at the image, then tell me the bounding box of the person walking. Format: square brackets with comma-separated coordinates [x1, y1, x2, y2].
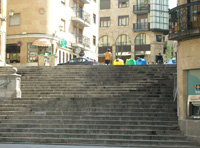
[105, 49, 112, 65]
[156, 53, 163, 64]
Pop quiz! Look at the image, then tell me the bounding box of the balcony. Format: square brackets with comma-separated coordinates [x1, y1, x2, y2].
[71, 33, 90, 51]
[169, 1, 200, 41]
[71, 8, 90, 27]
[133, 4, 150, 14]
[79, 0, 90, 4]
[133, 22, 150, 32]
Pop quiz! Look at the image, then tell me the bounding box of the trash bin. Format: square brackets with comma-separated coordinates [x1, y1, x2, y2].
[113, 59, 124, 65]
[126, 59, 136, 65]
[136, 58, 147, 65]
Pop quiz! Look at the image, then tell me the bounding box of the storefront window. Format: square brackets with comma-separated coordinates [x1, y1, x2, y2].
[28, 43, 52, 63]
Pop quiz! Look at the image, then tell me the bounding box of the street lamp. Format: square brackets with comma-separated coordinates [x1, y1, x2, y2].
[0, 9, 14, 21]
[59, 25, 63, 31]
[8, 9, 15, 17]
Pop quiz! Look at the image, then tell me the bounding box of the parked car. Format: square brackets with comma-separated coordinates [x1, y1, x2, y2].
[58, 58, 97, 65]
[166, 58, 177, 64]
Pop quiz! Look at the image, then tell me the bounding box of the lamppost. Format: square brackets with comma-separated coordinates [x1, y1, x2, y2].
[0, 9, 14, 21]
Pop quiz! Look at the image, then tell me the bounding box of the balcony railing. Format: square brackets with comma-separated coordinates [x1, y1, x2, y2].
[133, 22, 150, 31]
[72, 33, 90, 48]
[169, 1, 200, 41]
[79, 0, 91, 4]
[133, 4, 150, 14]
[72, 7, 90, 25]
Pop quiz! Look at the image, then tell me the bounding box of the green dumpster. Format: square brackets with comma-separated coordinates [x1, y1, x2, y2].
[126, 59, 136, 65]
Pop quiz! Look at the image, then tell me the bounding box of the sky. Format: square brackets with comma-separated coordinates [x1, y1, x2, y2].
[169, 0, 177, 9]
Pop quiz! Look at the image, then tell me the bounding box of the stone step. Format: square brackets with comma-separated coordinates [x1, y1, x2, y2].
[0, 123, 179, 131]
[22, 94, 173, 98]
[0, 128, 183, 135]
[0, 119, 178, 126]
[21, 90, 173, 95]
[0, 115, 178, 122]
[0, 137, 196, 147]
[0, 132, 188, 141]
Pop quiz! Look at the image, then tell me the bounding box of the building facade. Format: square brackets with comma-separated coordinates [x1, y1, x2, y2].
[98, 0, 169, 64]
[0, 0, 7, 66]
[6, 0, 99, 66]
[169, 0, 200, 143]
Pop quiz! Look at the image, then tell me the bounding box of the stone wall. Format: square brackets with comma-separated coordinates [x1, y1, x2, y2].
[178, 38, 200, 144]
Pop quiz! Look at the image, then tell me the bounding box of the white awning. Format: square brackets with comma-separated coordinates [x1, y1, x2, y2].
[32, 39, 51, 47]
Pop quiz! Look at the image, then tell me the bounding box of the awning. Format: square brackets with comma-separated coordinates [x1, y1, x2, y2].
[32, 39, 51, 47]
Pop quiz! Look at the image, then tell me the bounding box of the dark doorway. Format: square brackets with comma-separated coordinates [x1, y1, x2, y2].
[6, 44, 20, 64]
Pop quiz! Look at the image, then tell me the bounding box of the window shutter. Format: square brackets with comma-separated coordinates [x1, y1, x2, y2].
[100, 0, 110, 9]
[10, 14, 20, 26]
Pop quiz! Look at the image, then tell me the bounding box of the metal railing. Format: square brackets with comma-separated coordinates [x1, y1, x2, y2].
[133, 22, 150, 31]
[72, 7, 90, 24]
[133, 4, 150, 13]
[72, 33, 90, 48]
[169, 1, 200, 34]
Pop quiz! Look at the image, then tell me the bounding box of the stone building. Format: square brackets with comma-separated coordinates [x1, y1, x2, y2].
[98, 0, 169, 64]
[6, 0, 99, 66]
[0, 0, 7, 66]
[169, 0, 200, 143]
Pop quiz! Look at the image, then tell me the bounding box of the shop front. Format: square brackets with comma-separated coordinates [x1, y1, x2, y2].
[6, 38, 54, 66]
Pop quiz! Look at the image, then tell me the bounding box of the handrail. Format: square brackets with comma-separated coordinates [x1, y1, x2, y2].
[169, 1, 200, 34]
[133, 22, 150, 31]
[133, 4, 150, 12]
[72, 7, 90, 24]
[0, 78, 11, 88]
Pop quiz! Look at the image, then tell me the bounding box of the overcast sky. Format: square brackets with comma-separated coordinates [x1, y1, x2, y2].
[169, 0, 177, 9]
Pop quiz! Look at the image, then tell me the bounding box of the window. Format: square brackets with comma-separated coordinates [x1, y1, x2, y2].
[61, 0, 65, 4]
[93, 36, 96, 46]
[99, 36, 112, 47]
[27, 43, 52, 63]
[93, 14, 96, 24]
[119, 0, 129, 8]
[156, 35, 162, 42]
[60, 19, 65, 32]
[100, 17, 110, 27]
[135, 34, 150, 45]
[116, 35, 131, 46]
[100, 0, 110, 9]
[10, 14, 20, 26]
[118, 16, 129, 26]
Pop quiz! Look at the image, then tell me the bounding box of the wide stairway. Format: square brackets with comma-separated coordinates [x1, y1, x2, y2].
[0, 65, 199, 148]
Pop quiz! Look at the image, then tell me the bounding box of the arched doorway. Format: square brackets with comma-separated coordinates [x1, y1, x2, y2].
[98, 35, 112, 63]
[134, 33, 151, 61]
[116, 34, 131, 62]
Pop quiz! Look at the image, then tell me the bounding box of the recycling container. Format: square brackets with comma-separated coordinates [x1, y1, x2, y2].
[126, 59, 136, 65]
[113, 59, 124, 65]
[136, 58, 147, 65]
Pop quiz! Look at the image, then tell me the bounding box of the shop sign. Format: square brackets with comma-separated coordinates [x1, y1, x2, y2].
[74, 48, 81, 54]
[196, 85, 200, 94]
[16, 41, 22, 47]
[189, 95, 200, 101]
[60, 40, 67, 48]
[60, 40, 72, 49]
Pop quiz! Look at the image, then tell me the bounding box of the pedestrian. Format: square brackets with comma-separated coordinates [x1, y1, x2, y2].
[156, 53, 163, 64]
[105, 49, 112, 65]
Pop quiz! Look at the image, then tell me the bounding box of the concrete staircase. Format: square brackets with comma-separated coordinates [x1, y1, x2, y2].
[0, 65, 199, 148]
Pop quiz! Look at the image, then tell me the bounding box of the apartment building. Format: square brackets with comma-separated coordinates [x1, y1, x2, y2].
[0, 0, 6, 66]
[6, 0, 99, 66]
[169, 0, 200, 143]
[98, 0, 169, 64]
